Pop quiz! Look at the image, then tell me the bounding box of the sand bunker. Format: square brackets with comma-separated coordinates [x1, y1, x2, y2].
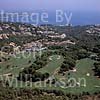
[86, 73, 90, 76]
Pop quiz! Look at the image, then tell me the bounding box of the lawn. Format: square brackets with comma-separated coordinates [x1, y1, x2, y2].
[67, 58, 100, 94]
[38, 55, 64, 75]
[0, 52, 36, 75]
[0, 52, 100, 95]
[37, 58, 100, 94]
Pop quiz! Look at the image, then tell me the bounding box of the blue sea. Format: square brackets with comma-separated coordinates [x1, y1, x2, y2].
[0, 10, 100, 26]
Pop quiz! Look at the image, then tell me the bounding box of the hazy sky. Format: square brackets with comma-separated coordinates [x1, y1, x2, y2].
[0, 0, 100, 12]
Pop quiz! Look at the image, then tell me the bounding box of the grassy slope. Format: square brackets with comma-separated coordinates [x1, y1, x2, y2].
[38, 55, 64, 75]
[38, 58, 100, 94]
[0, 52, 36, 75]
[65, 58, 100, 94]
[0, 53, 100, 94]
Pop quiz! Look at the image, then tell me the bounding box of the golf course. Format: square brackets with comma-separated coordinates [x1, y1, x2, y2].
[0, 52, 100, 95]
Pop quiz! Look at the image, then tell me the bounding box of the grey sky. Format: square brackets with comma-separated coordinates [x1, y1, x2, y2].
[0, 0, 99, 12]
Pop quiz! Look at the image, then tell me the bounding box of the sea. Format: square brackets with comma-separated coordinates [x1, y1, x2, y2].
[0, 10, 100, 26]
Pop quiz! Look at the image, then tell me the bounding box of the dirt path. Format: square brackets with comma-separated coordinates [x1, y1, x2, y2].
[53, 67, 60, 76]
[0, 73, 13, 77]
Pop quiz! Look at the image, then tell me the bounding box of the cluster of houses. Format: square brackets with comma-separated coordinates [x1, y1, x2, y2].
[23, 42, 47, 52]
[86, 25, 100, 36]
[8, 39, 76, 54]
[0, 22, 76, 55]
[9, 41, 47, 54]
[43, 40, 75, 46]
[0, 23, 36, 40]
[0, 22, 67, 40]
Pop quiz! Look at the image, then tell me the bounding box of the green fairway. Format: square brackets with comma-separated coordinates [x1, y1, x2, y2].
[38, 55, 64, 75]
[0, 53, 100, 95]
[0, 52, 36, 75]
[63, 58, 100, 94]
[37, 58, 100, 94]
